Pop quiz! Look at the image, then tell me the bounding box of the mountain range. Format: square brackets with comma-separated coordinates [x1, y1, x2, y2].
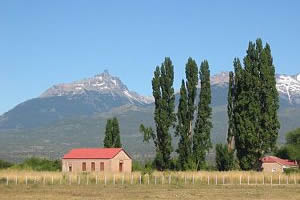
[0, 70, 300, 162]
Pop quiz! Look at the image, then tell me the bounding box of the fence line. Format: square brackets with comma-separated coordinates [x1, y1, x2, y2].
[1, 173, 299, 186]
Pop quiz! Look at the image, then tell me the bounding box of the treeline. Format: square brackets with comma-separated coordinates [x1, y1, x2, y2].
[0, 157, 61, 171]
[140, 38, 281, 171]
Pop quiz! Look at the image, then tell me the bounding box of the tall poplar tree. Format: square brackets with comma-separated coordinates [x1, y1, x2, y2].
[175, 58, 198, 170]
[193, 60, 212, 169]
[104, 119, 113, 147]
[175, 80, 190, 170]
[185, 58, 199, 137]
[140, 57, 176, 170]
[103, 117, 122, 148]
[232, 39, 280, 170]
[227, 71, 235, 151]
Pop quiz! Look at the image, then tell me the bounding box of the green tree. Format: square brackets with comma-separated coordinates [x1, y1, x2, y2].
[140, 57, 176, 170]
[103, 117, 122, 148]
[185, 58, 199, 137]
[227, 71, 235, 151]
[276, 128, 300, 162]
[175, 80, 193, 170]
[232, 39, 280, 170]
[215, 144, 235, 171]
[193, 60, 212, 170]
[104, 119, 113, 147]
[175, 58, 198, 170]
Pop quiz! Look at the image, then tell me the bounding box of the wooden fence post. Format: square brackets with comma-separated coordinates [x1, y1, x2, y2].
[239, 175, 242, 185]
[6, 176, 8, 185]
[139, 175, 142, 185]
[208, 176, 210, 185]
[52, 176, 54, 185]
[105, 175, 107, 185]
[15, 176, 17, 185]
[131, 175, 133, 185]
[185, 176, 187, 185]
[247, 176, 249, 185]
[26, 176, 28, 185]
[78, 175, 80, 185]
[294, 176, 296, 185]
[192, 175, 194, 184]
[169, 175, 171, 185]
[222, 176, 224, 185]
[147, 175, 150, 185]
[154, 176, 157, 185]
[162, 176, 164, 185]
[43, 176, 45, 185]
[271, 176, 272, 186]
[215, 175, 217, 185]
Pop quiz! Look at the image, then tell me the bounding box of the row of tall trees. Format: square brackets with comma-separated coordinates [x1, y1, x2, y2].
[140, 57, 212, 170]
[101, 38, 280, 172]
[141, 38, 279, 171]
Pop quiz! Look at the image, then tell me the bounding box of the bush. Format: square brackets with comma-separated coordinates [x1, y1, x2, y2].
[0, 160, 13, 169]
[13, 157, 61, 171]
[284, 168, 300, 174]
[132, 160, 143, 171]
[215, 144, 235, 171]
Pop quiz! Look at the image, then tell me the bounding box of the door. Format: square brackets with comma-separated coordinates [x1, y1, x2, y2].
[119, 162, 123, 172]
[82, 162, 86, 171]
[91, 162, 95, 171]
[68, 165, 72, 172]
[100, 162, 104, 171]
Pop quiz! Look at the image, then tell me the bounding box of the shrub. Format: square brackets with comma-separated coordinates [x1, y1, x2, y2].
[215, 144, 235, 171]
[132, 160, 143, 171]
[14, 157, 61, 171]
[0, 160, 13, 169]
[284, 168, 300, 174]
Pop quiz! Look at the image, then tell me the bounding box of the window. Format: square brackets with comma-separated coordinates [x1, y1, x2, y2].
[100, 162, 104, 171]
[68, 165, 72, 172]
[82, 162, 86, 171]
[272, 168, 276, 172]
[91, 162, 95, 171]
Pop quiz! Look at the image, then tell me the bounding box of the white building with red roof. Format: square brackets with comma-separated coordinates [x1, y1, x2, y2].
[62, 148, 132, 173]
[261, 156, 298, 172]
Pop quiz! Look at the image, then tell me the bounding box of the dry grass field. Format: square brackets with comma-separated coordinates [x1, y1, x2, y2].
[0, 184, 300, 200]
[0, 170, 300, 199]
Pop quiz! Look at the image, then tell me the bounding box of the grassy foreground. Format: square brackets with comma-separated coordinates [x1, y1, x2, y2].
[0, 184, 300, 200]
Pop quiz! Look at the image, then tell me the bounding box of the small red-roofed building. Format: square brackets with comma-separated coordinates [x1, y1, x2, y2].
[261, 156, 298, 172]
[62, 148, 132, 173]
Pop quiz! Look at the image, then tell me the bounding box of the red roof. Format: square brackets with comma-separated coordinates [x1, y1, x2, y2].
[261, 156, 298, 166]
[63, 148, 125, 159]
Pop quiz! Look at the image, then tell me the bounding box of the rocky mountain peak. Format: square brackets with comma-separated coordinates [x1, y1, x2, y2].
[40, 71, 154, 104]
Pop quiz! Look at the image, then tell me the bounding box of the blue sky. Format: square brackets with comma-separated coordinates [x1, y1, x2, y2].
[0, 1, 300, 114]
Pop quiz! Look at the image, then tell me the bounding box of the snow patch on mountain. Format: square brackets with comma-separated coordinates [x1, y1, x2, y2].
[40, 70, 154, 105]
[205, 72, 300, 104]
